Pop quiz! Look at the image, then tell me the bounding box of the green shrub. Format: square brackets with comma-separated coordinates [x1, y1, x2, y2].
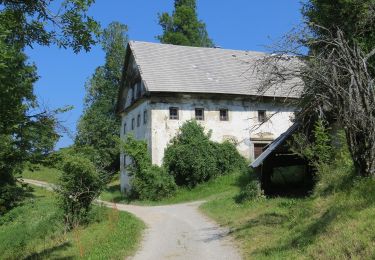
[164, 120, 248, 187]
[212, 141, 248, 175]
[57, 154, 103, 229]
[164, 120, 218, 187]
[237, 180, 265, 203]
[122, 135, 176, 200]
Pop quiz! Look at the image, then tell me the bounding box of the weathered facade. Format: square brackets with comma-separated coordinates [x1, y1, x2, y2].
[117, 41, 301, 191]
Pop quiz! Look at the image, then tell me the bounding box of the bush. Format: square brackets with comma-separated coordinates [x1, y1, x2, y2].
[164, 121, 218, 187]
[236, 180, 265, 203]
[122, 135, 176, 200]
[212, 141, 248, 175]
[57, 154, 103, 229]
[164, 120, 248, 187]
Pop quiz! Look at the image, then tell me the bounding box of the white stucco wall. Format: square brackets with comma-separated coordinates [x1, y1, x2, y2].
[120, 100, 151, 191]
[120, 96, 295, 192]
[150, 98, 295, 166]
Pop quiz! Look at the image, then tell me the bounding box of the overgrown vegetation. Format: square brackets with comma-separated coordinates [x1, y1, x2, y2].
[164, 120, 248, 187]
[201, 145, 375, 259]
[56, 154, 104, 230]
[122, 135, 177, 200]
[0, 187, 144, 259]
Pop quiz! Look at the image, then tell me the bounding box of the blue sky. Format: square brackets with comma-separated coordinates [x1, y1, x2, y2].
[26, 0, 304, 149]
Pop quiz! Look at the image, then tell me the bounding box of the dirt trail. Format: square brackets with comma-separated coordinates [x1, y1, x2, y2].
[22, 179, 241, 260]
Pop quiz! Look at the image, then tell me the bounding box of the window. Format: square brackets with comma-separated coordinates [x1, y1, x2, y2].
[143, 110, 148, 124]
[219, 109, 228, 121]
[123, 123, 126, 135]
[254, 143, 268, 159]
[169, 107, 179, 120]
[137, 114, 141, 127]
[195, 108, 204, 120]
[123, 155, 126, 168]
[131, 118, 135, 130]
[258, 110, 267, 123]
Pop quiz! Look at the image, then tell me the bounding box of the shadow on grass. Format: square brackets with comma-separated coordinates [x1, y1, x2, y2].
[247, 204, 340, 257]
[23, 241, 73, 260]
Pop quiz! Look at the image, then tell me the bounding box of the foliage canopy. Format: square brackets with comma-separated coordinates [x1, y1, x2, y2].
[157, 0, 214, 47]
[75, 22, 128, 172]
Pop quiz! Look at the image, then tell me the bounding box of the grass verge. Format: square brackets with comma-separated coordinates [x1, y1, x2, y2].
[20, 166, 242, 205]
[21, 165, 62, 184]
[0, 186, 145, 259]
[201, 176, 375, 259]
[101, 171, 241, 205]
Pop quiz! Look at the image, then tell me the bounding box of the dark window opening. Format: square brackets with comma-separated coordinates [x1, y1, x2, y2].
[254, 143, 268, 159]
[123, 123, 126, 135]
[131, 118, 135, 130]
[137, 114, 141, 127]
[143, 110, 147, 124]
[169, 107, 179, 120]
[195, 108, 204, 120]
[220, 109, 228, 121]
[258, 110, 267, 123]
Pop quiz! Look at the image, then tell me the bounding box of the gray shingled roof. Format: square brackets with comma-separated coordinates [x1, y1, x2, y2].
[129, 41, 302, 98]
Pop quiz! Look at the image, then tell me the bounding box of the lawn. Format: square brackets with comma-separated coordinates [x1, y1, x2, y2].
[21, 165, 62, 184]
[101, 171, 242, 205]
[22, 166, 243, 205]
[201, 177, 375, 259]
[0, 186, 145, 259]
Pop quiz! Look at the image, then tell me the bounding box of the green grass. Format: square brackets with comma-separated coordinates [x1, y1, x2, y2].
[20, 166, 242, 205]
[0, 186, 145, 259]
[201, 175, 375, 259]
[21, 165, 62, 184]
[101, 172, 242, 205]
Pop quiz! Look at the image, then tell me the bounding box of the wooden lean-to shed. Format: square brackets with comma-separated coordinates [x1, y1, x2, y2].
[250, 123, 313, 196]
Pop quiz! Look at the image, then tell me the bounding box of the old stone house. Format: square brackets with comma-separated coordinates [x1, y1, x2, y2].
[116, 41, 300, 191]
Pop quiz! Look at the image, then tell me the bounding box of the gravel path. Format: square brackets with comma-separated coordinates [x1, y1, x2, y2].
[22, 179, 241, 260]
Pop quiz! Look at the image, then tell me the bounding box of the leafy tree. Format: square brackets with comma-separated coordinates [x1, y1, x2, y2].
[0, 0, 100, 52]
[302, 0, 375, 54]
[157, 0, 214, 47]
[257, 1, 375, 177]
[301, 0, 375, 176]
[75, 22, 128, 172]
[0, 1, 99, 213]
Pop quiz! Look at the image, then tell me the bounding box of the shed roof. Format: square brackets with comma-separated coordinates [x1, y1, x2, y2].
[250, 122, 300, 168]
[127, 41, 303, 98]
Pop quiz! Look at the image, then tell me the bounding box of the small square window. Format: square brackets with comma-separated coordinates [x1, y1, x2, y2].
[219, 109, 228, 121]
[258, 110, 267, 123]
[169, 107, 179, 120]
[131, 118, 135, 130]
[195, 108, 204, 120]
[143, 110, 148, 124]
[123, 123, 127, 135]
[137, 114, 141, 127]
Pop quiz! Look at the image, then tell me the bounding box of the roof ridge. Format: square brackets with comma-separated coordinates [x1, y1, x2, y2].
[129, 40, 267, 55]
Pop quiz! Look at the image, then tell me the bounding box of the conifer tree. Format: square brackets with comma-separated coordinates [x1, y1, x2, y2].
[157, 0, 214, 47]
